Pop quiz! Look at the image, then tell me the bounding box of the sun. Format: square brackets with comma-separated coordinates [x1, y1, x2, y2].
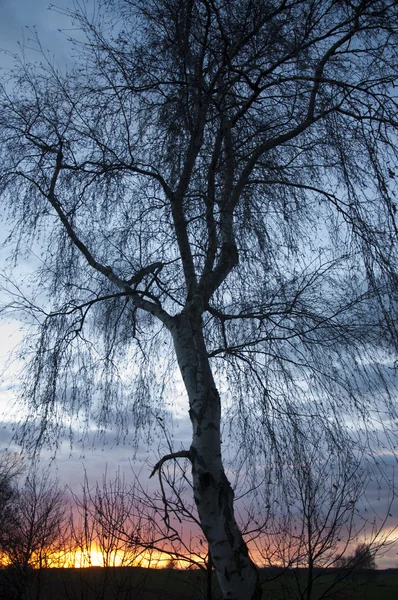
[61, 546, 188, 569]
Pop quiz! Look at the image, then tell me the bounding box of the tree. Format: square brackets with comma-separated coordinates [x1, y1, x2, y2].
[0, 450, 23, 555]
[352, 543, 376, 571]
[247, 428, 394, 599]
[336, 542, 377, 572]
[66, 469, 155, 600]
[70, 469, 141, 569]
[1, 1, 398, 598]
[0, 466, 67, 599]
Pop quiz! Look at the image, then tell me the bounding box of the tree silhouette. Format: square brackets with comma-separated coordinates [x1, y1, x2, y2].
[352, 544, 376, 571]
[336, 542, 377, 572]
[1, 1, 398, 598]
[247, 427, 394, 599]
[0, 450, 23, 555]
[0, 467, 67, 599]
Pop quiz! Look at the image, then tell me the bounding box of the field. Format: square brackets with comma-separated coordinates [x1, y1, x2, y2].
[258, 569, 398, 600]
[0, 567, 397, 599]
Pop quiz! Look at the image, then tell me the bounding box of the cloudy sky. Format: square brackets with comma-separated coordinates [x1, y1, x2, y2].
[0, 0, 397, 569]
[0, 0, 73, 64]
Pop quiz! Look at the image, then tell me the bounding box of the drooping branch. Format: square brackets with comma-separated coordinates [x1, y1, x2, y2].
[149, 450, 192, 534]
[149, 450, 192, 479]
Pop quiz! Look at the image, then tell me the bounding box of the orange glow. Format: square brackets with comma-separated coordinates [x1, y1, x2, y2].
[40, 546, 201, 569]
[0, 543, 206, 570]
[68, 547, 170, 568]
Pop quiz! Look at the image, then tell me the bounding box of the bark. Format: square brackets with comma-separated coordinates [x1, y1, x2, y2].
[170, 311, 262, 600]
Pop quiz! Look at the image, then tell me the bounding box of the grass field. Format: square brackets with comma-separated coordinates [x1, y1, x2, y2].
[0, 566, 397, 599]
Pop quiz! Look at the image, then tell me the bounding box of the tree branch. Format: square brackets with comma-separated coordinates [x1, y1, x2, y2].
[149, 450, 192, 479]
[44, 148, 172, 327]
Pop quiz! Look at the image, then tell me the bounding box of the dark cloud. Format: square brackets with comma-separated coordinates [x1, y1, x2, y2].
[0, 408, 193, 488]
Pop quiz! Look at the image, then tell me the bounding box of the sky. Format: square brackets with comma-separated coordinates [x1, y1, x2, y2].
[0, 0, 397, 570]
[0, 0, 74, 66]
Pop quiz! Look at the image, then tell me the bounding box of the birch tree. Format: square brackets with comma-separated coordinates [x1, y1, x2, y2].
[1, 1, 398, 598]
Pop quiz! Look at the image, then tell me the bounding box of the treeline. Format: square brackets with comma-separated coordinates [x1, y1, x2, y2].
[0, 453, 171, 600]
[0, 454, 174, 570]
[0, 449, 393, 600]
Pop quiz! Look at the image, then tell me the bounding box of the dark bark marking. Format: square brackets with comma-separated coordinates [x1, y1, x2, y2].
[199, 471, 212, 489]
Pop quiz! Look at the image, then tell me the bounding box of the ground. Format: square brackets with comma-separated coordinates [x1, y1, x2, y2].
[0, 566, 397, 599]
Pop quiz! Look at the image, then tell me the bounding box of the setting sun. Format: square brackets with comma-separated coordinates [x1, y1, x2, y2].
[60, 546, 192, 570]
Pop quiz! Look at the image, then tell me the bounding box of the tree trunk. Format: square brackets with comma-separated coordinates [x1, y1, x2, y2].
[171, 311, 262, 600]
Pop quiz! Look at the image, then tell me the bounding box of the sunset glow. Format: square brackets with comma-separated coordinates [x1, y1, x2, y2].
[0, 546, 198, 570]
[67, 546, 187, 569]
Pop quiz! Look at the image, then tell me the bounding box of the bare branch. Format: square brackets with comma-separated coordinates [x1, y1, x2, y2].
[149, 450, 192, 479]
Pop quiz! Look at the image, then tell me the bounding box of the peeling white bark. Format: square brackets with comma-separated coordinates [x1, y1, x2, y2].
[171, 312, 262, 600]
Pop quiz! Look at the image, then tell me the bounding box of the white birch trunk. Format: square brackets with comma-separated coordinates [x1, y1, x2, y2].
[171, 312, 262, 600]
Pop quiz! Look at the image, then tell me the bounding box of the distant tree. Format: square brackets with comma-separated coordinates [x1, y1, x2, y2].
[352, 543, 376, 571]
[0, 467, 67, 600]
[76, 462, 217, 599]
[1, 1, 398, 598]
[70, 469, 146, 569]
[67, 467, 195, 600]
[0, 450, 22, 542]
[334, 542, 378, 588]
[248, 428, 392, 599]
[336, 543, 377, 572]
